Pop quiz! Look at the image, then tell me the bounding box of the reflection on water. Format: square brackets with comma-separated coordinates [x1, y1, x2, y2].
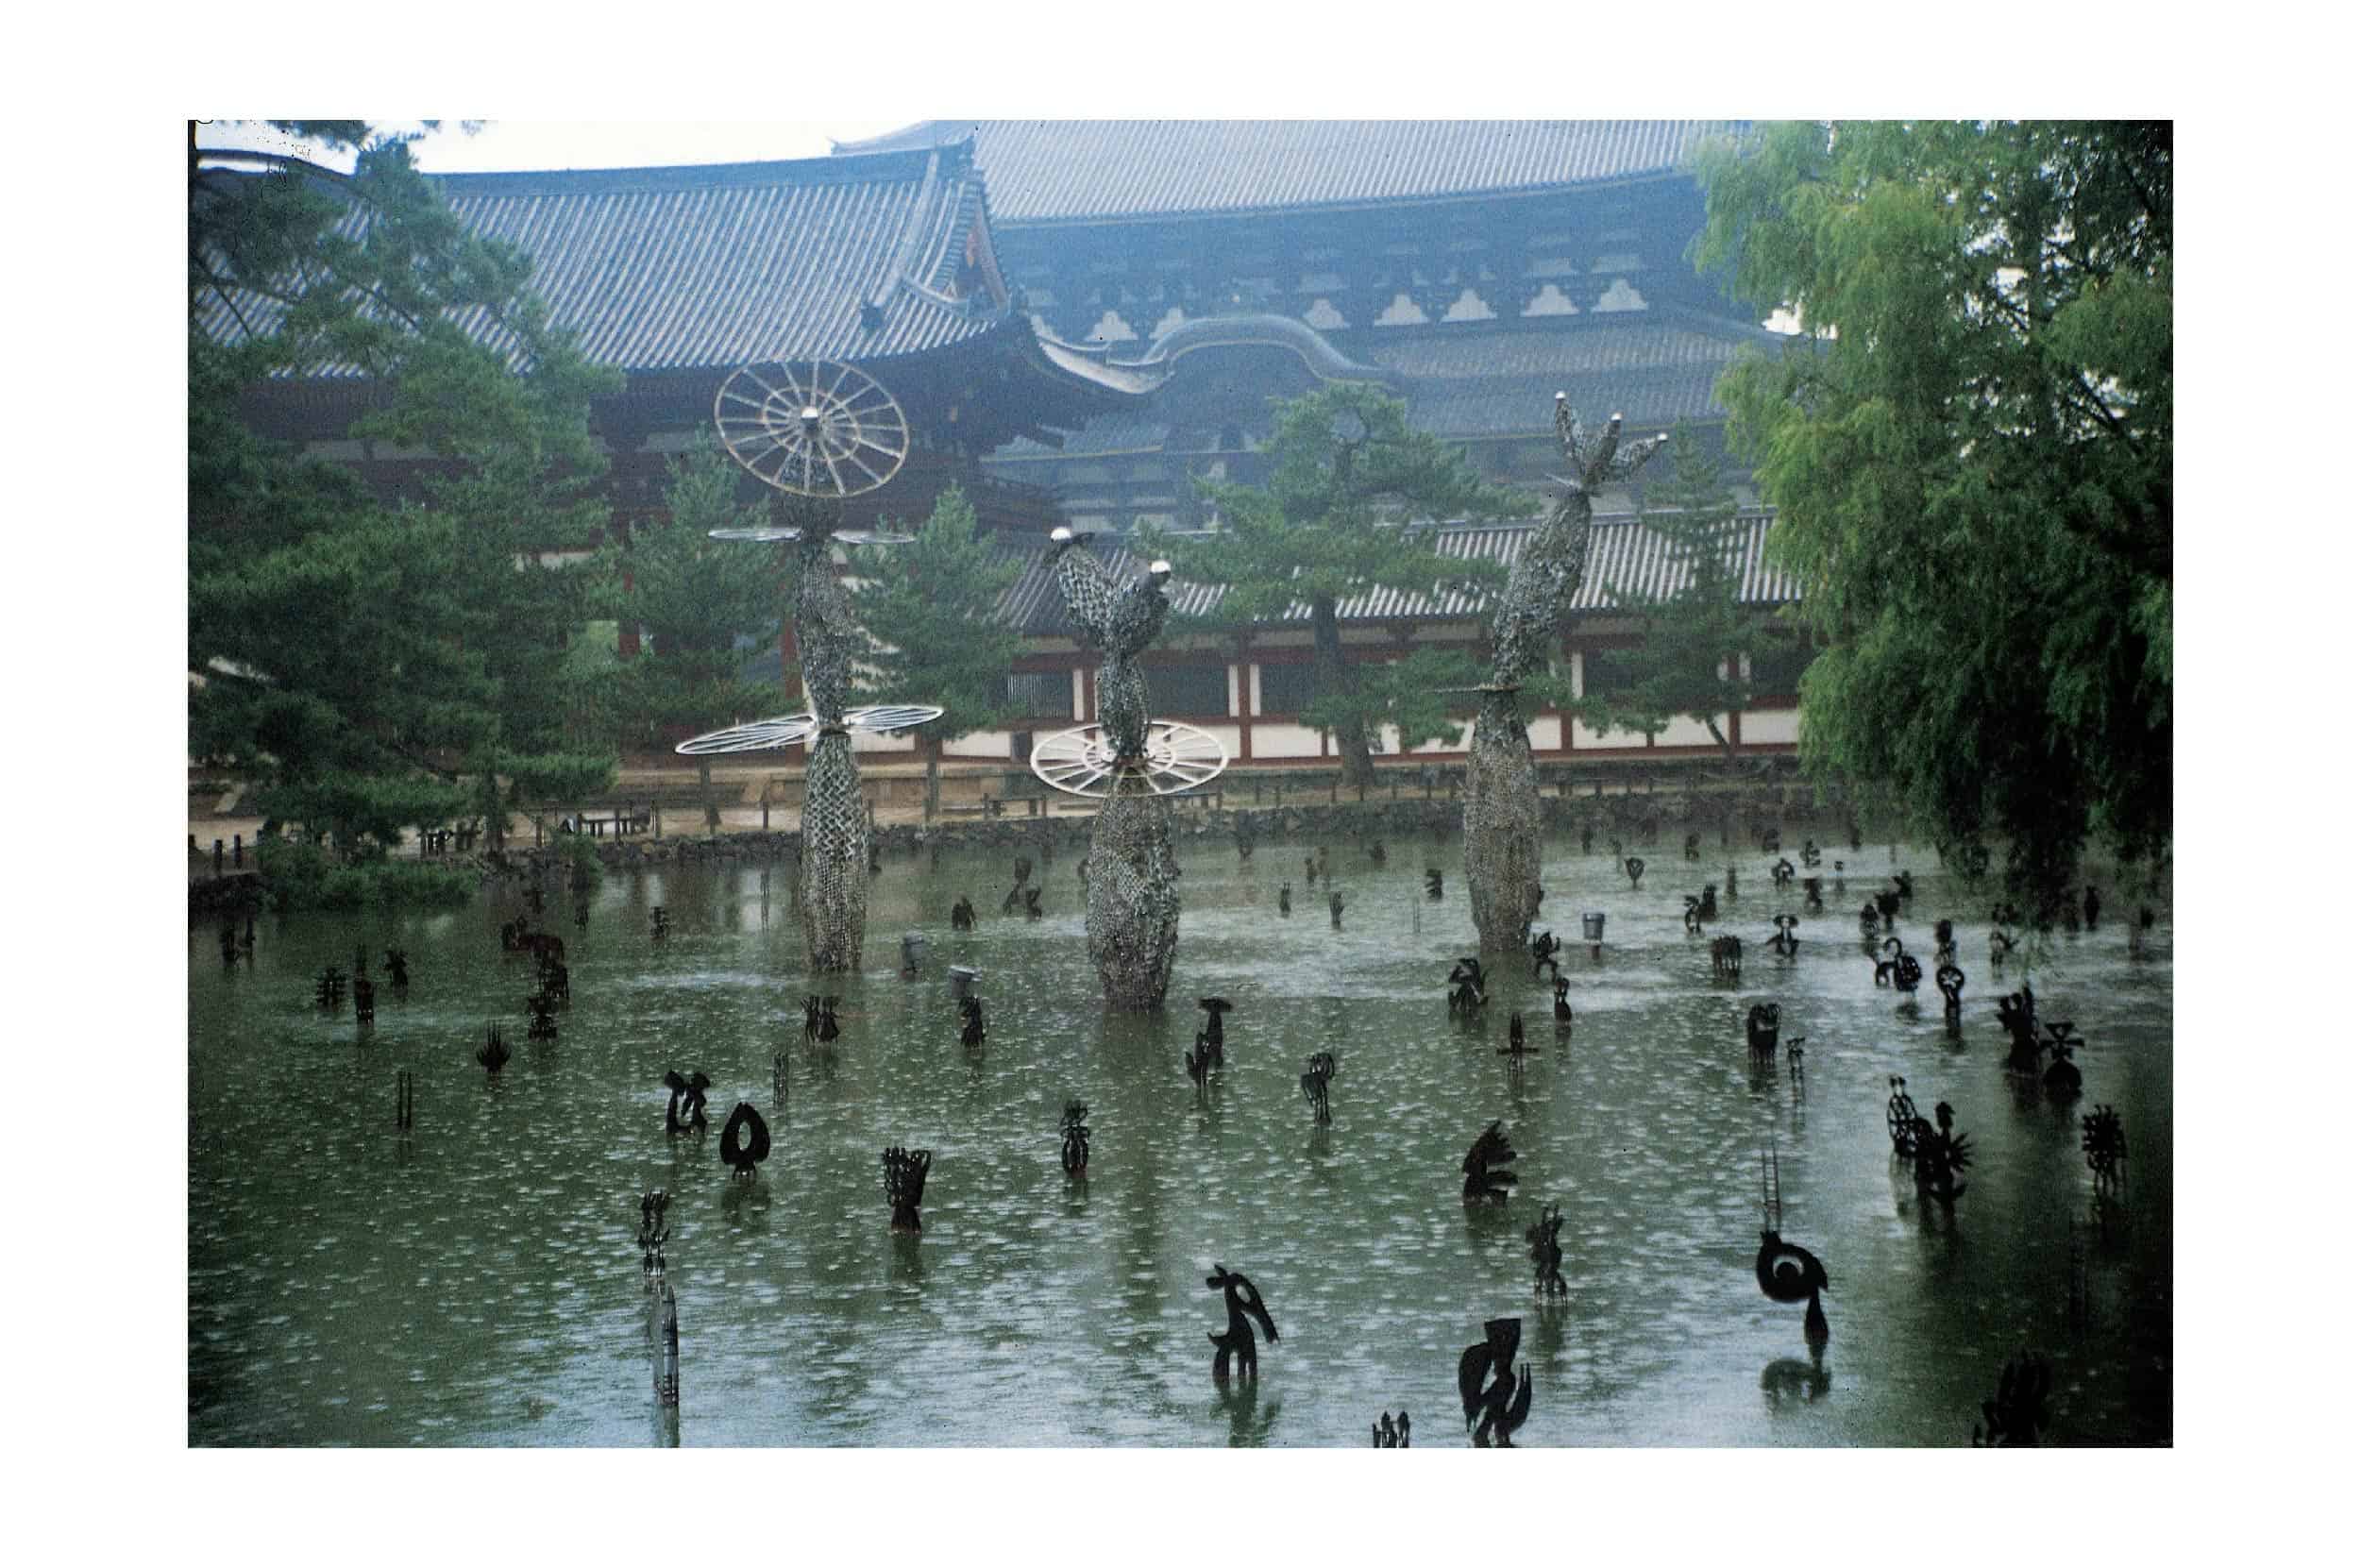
[189, 833, 2171, 1445]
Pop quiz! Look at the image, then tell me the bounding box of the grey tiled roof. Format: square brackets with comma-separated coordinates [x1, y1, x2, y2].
[194, 146, 1019, 375]
[834, 121, 1746, 225]
[985, 513, 1795, 637]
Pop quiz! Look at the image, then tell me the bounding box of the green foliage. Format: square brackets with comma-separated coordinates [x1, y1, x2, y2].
[1692, 121, 2170, 913]
[1161, 385, 1533, 780]
[849, 482, 1026, 743]
[190, 126, 624, 850]
[590, 441, 785, 752]
[1573, 425, 1789, 755]
[256, 836, 480, 912]
[1306, 647, 1488, 754]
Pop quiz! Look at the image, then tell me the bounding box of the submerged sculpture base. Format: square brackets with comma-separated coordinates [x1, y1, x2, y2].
[1464, 706, 1543, 952]
[1086, 781, 1181, 1010]
[799, 735, 869, 972]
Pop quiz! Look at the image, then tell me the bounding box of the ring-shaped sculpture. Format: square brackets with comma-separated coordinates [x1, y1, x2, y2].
[713, 359, 909, 498]
[1029, 529, 1229, 1008]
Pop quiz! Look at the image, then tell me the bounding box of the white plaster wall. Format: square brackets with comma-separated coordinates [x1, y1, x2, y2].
[1527, 717, 1560, 750]
[1744, 708, 1802, 746]
[1248, 664, 1263, 716]
[1226, 666, 1242, 717]
[851, 731, 918, 753]
[1195, 724, 1242, 759]
[1070, 668, 1087, 722]
[1658, 717, 1724, 749]
[1573, 724, 1653, 750]
[1254, 723, 1327, 759]
[1406, 723, 1476, 755]
[943, 733, 1014, 760]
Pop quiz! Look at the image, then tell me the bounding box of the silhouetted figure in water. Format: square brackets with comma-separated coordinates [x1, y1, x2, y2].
[951, 896, 975, 932]
[1184, 1032, 1223, 1088]
[1765, 915, 1799, 959]
[1746, 1003, 1781, 1064]
[1893, 870, 1914, 902]
[1801, 839, 1821, 868]
[1300, 1053, 1336, 1121]
[1369, 840, 1386, 867]
[1875, 890, 1901, 930]
[1498, 1013, 1533, 1071]
[1425, 868, 1444, 901]
[316, 967, 345, 1010]
[1205, 1264, 1279, 1380]
[1448, 957, 1488, 1016]
[1756, 1149, 1830, 1344]
[1022, 886, 1044, 919]
[1003, 856, 1033, 914]
[1527, 1204, 1569, 1297]
[384, 948, 408, 988]
[1581, 824, 1594, 854]
[1060, 1101, 1090, 1175]
[1913, 1101, 1973, 1205]
[959, 994, 987, 1050]
[1936, 963, 1966, 1018]
[804, 994, 841, 1043]
[2083, 885, 2101, 929]
[352, 976, 376, 1026]
[1529, 930, 1561, 975]
[650, 906, 670, 940]
[476, 1026, 511, 1074]
[1859, 902, 1881, 937]
[1196, 997, 1231, 1051]
[1461, 1121, 1519, 1204]
[2082, 1104, 2127, 1193]
[526, 989, 558, 1040]
[1551, 973, 1572, 1031]
[720, 1102, 769, 1176]
[1329, 891, 1345, 929]
[1683, 896, 1706, 936]
[1278, 882, 1292, 917]
[1684, 832, 1701, 861]
[1372, 1411, 1412, 1447]
[1886, 1077, 1921, 1157]
[883, 1145, 932, 1231]
[1459, 1317, 1533, 1446]
[2043, 1034, 2083, 1099]
[1712, 934, 1744, 979]
[1772, 856, 1796, 890]
[1972, 1352, 2050, 1447]
[1875, 937, 1922, 994]
[1802, 876, 1823, 913]
[1998, 984, 2042, 1075]
[1624, 856, 1645, 889]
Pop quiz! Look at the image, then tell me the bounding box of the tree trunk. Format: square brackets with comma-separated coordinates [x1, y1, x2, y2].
[1312, 598, 1377, 787]
[922, 734, 943, 824]
[699, 756, 720, 832]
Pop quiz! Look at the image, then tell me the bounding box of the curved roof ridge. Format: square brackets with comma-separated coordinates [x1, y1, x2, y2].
[1114, 312, 1404, 387]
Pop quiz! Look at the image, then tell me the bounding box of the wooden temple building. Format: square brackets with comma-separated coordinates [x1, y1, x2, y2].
[200, 123, 1810, 779]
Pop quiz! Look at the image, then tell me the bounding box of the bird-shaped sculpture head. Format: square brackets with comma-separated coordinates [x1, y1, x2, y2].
[1206, 1264, 1280, 1345]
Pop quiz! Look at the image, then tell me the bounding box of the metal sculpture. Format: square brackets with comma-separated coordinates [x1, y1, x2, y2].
[1205, 1264, 1279, 1380]
[1971, 1351, 2051, 1447]
[1300, 1052, 1337, 1121]
[650, 905, 670, 940]
[1459, 1317, 1534, 1446]
[1765, 914, 1799, 958]
[1461, 1120, 1520, 1204]
[1802, 875, 1824, 913]
[315, 966, 345, 1010]
[687, 487, 940, 972]
[720, 1102, 770, 1176]
[1060, 1101, 1090, 1176]
[352, 976, 376, 1027]
[951, 895, 975, 931]
[1624, 855, 1646, 889]
[1184, 1031, 1223, 1088]
[1463, 396, 1666, 950]
[475, 1025, 510, 1074]
[2082, 1105, 2127, 1193]
[1278, 882, 1292, 917]
[1527, 1203, 1570, 1298]
[2043, 1029, 2083, 1098]
[1498, 1013, 1534, 1071]
[1425, 868, 1445, 901]
[395, 1071, 414, 1131]
[637, 1189, 670, 1285]
[1199, 997, 1232, 1049]
[1772, 856, 1796, 890]
[1328, 889, 1346, 929]
[1448, 957, 1488, 1016]
[1874, 937, 1923, 993]
[1712, 935, 1745, 980]
[525, 989, 558, 1041]
[1685, 832, 1702, 861]
[1933, 919, 1956, 960]
[1936, 962, 1966, 1017]
[1885, 1076, 1920, 1158]
[713, 358, 910, 498]
[958, 993, 987, 1050]
[2083, 885, 2101, 929]
[1550, 973, 1573, 1032]
[1030, 531, 1227, 1009]
[1372, 1410, 1412, 1448]
[1745, 1003, 1781, 1064]
[1755, 1148, 1830, 1344]
[1529, 930, 1563, 975]
[1800, 838, 1821, 868]
[883, 1145, 932, 1231]
[383, 946, 407, 987]
[1912, 1102, 1973, 1205]
[1002, 857, 1033, 914]
[803, 994, 841, 1044]
[1998, 983, 2043, 1075]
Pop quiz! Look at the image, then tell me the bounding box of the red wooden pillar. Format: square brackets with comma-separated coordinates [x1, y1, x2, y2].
[1233, 640, 1254, 761]
[616, 567, 640, 658]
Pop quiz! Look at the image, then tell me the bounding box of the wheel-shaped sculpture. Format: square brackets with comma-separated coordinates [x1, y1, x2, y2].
[676, 704, 944, 757]
[705, 525, 915, 547]
[1030, 722, 1230, 799]
[1886, 1090, 1919, 1155]
[714, 359, 910, 497]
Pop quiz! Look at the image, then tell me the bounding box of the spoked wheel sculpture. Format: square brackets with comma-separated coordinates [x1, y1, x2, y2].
[683, 359, 935, 972]
[1032, 529, 1231, 1008]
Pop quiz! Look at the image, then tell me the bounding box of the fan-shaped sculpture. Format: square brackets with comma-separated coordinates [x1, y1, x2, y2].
[720, 1102, 771, 1176]
[714, 359, 910, 498]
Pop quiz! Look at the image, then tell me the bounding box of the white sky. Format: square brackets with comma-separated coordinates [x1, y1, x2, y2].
[195, 118, 919, 173]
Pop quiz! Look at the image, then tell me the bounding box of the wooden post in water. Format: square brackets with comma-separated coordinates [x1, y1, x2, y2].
[651, 1283, 680, 1408]
[396, 1071, 414, 1131]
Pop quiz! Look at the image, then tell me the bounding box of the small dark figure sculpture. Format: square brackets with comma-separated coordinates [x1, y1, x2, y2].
[1003, 856, 1034, 914]
[1581, 824, 1594, 854]
[1712, 934, 1744, 980]
[1448, 957, 1488, 1016]
[951, 896, 975, 932]
[1912, 1102, 1974, 1205]
[1328, 890, 1345, 929]
[396, 1071, 414, 1131]
[1022, 886, 1044, 919]
[1745, 1003, 1781, 1063]
[1760, 827, 1780, 854]
[663, 1070, 712, 1135]
[526, 990, 558, 1040]
[1848, 821, 1864, 852]
[1184, 1031, 1223, 1088]
[352, 976, 376, 1026]
[1425, 867, 1444, 901]
[316, 967, 345, 1010]
[638, 1189, 670, 1282]
[1801, 839, 1821, 868]
[1756, 1149, 1830, 1343]
[1527, 1204, 1569, 1297]
[1461, 1120, 1520, 1204]
[1875, 937, 1923, 994]
[1277, 881, 1292, 917]
[1205, 1264, 1279, 1380]
[1682, 896, 1706, 936]
[1550, 973, 1573, 1031]
[2043, 1035, 2083, 1099]
[1197, 996, 1232, 1050]
[1765, 915, 1799, 958]
[650, 906, 670, 940]
[959, 994, 987, 1050]
[1998, 983, 2043, 1075]
[476, 1025, 511, 1074]
[1684, 832, 1701, 861]
[1886, 1077, 1920, 1157]
[1372, 1410, 1412, 1448]
[541, 963, 569, 1004]
[1874, 889, 1901, 929]
[1369, 840, 1386, 867]
[1802, 876, 1823, 913]
[1772, 856, 1796, 890]
[1300, 1052, 1337, 1121]
[1624, 855, 1645, 889]
[883, 1145, 933, 1231]
[2082, 1104, 2127, 1193]
[1528, 930, 1562, 976]
[1305, 852, 1318, 886]
[1727, 864, 1739, 899]
[1497, 1013, 1533, 1071]
[1786, 1037, 1805, 1083]
[804, 995, 841, 1044]
[1933, 919, 1956, 960]
[1459, 1317, 1533, 1446]
[1972, 1351, 2051, 1447]
[720, 1102, 770, 1177]
[1893, 870, 1914, 902]
[1697, 884, 1718, 920]
[1990, 914, 2020, 964]
[1060, 1100, 1090, 1175]
[1936, 963, 1966, 1017]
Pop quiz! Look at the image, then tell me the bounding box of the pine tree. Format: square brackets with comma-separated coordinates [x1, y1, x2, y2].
[848, 483, 1025, 820]
[1161, 384, 1531, 784]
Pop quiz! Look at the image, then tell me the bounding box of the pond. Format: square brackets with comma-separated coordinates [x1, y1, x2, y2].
[188, 829, 2172, 1446]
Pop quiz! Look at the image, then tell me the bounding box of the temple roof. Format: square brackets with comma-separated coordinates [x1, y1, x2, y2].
[983, 512, 1796, 637]
[195, 145, 1034, 377]
[833, 121, 1747, 226]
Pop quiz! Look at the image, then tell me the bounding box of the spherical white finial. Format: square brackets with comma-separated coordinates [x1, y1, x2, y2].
[1051, 526, 1073, 544]
[1149, 559, 1172, 578]
[800, 406, 822, 434]
[1554, 391, 1567, 404]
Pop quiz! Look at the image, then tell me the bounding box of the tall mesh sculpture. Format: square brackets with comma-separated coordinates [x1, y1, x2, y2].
[1030, 530, 1228, 1009]
[1462, 396, 1666, 950]
[680, 362, 936, 973]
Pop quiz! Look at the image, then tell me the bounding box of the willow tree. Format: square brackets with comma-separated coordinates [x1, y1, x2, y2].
[1693, 121, 2170, 915]
[1163, 384, 1529, 784]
